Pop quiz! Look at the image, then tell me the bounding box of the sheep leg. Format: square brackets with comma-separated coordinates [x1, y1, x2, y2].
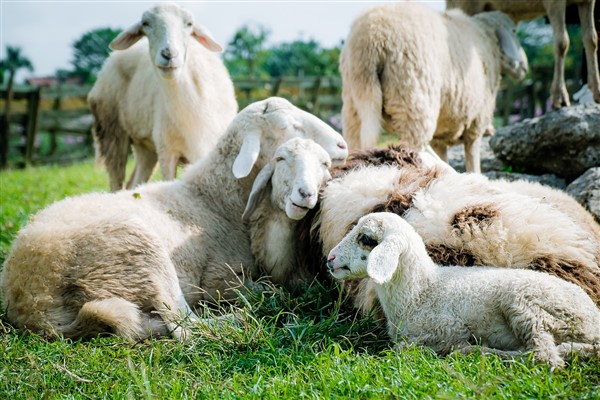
[556, 342, 600, 361]
[546, 2, 571, 109]
[126, 144, 157, 189]
[528, 331, 564, 367]
[453, 344, 526, 359]
[463, 134, 482, 173]
[429, 141, 448, 163]
[578, 1, 600, 103]
[158, 150, 179, 181]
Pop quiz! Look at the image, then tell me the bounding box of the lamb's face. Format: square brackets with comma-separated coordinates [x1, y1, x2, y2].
[271, 138, 332, 220]
[326, 215, 386, 280]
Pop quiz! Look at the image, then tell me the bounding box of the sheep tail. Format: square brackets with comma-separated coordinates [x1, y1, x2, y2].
[348, 47, 383, 149]
[60, 298, 144, 340]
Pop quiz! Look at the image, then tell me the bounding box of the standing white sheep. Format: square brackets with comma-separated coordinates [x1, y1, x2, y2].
[446, 0, 600, 108]
[339, 2, 528, 172]
[88, 2, 238, 191]
[328, 212, 600, 367]
[0, 97, 348, 340]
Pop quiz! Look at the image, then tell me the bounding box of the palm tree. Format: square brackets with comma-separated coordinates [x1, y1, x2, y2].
[0, 45, 34, 168]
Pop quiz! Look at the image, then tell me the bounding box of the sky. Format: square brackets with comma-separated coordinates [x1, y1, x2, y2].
[1, 0, 445, 82]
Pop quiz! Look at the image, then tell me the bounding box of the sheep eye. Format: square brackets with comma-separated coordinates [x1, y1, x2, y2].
[142, 21, 150, 27]
[358, 234, 378, 248]
[186, 21, 193, 28]
[275, 156, 285, 162]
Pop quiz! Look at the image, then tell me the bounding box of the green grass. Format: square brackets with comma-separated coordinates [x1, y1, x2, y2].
[1, 160, 599, 399]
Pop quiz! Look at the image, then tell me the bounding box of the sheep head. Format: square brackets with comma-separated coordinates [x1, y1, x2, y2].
[475, 11, 528, 80]
[243, 137, 332, 221]
[110, 3, 222, 79]
[327, 212, 413, 284]
[232, 97, 348, 179]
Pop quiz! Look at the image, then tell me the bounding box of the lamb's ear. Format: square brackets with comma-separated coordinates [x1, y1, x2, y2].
[110, 22, 144, 50]
[233, 130, 261, 178]
[192, 24, 223, 52]
[242, 162, 275, 220]
[366, 237, 402, 284]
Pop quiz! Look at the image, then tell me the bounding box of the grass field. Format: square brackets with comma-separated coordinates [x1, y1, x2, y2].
[1, 160, 599, 398]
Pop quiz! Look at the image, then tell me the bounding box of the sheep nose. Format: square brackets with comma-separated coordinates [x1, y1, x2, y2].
[337, 142, 347, 149]
[161, 48, 179, 60]
[298, 187, 314, 199]
[326, 255, 335, 270]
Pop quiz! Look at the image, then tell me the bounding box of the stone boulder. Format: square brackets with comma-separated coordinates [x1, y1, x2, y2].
[566, 167, 600, 223]
[489, 104, 600, 181]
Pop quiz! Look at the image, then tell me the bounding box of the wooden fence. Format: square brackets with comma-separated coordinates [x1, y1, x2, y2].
[0, 75, 556, 169]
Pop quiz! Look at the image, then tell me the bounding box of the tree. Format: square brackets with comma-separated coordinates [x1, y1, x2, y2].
[0, 45, 34, 168]
[71, 27, 121, 83]
[263, 39, 338, 77]
[224, 24, 270, 77]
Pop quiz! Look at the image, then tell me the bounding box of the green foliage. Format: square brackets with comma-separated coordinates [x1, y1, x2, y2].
[70, 27, 121, 83]
[0, 46, 34, 84]
[517, 19, 584, 76]
[1, 161, 600, 398]
[223, 25, 341, 78]
[224, 24, 270, 77]
[263, 39, 341, 78]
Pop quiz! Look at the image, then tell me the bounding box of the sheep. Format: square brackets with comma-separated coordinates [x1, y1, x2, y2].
[294, 146, 600, 318]
[88, 3, 238, 192]
[446, 0, 600, 108]
[339, 2, 528, 173]
[242, 137, 333, 290]
[327, 212, 600, 367]
[0, 97, 348, 340]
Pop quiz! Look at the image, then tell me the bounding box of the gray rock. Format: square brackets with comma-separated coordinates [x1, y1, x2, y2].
[489, 104, 600, 181]
[484, 171, 567, 189]
[566, 167, 600, 222]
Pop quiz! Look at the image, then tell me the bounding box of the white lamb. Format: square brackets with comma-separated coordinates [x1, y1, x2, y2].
[88, 2, 238, 191]
[242, 137, 333, 289]
[327, 212, 600, 367]
[339, 2, 528, 172]
[446, 0, 600, 108]
[0, 97, 348, 340]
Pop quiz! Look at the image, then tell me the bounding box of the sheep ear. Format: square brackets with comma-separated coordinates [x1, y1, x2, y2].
[192, 24, 223, 52]
[110, 22, 144, 50]
[233, 130, 261, 178]
[366, 237, 401, 284]
[242, 162, 275, 220]
[496, 25, 525, 66]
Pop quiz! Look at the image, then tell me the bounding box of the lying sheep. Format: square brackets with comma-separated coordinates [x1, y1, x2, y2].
[446, 0, 600, 108]
[295, 146, 600, 316]
[327, 212, 600, 367]
[88, 3, 238, 191]
[0, 97, 348, 340]
[242, 137, 333, 290]
[339, 2, 528, 172]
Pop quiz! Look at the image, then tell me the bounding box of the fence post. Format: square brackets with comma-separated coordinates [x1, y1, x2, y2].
[24, 87, 41, 166]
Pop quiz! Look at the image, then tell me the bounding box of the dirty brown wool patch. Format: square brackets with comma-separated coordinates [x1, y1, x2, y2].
[330, 144, 422, 178]
[426, 243, 481, 266]
[371, 166, 445, 216]
[452, 204, 499, 234]
[531, 257, 600, 306]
